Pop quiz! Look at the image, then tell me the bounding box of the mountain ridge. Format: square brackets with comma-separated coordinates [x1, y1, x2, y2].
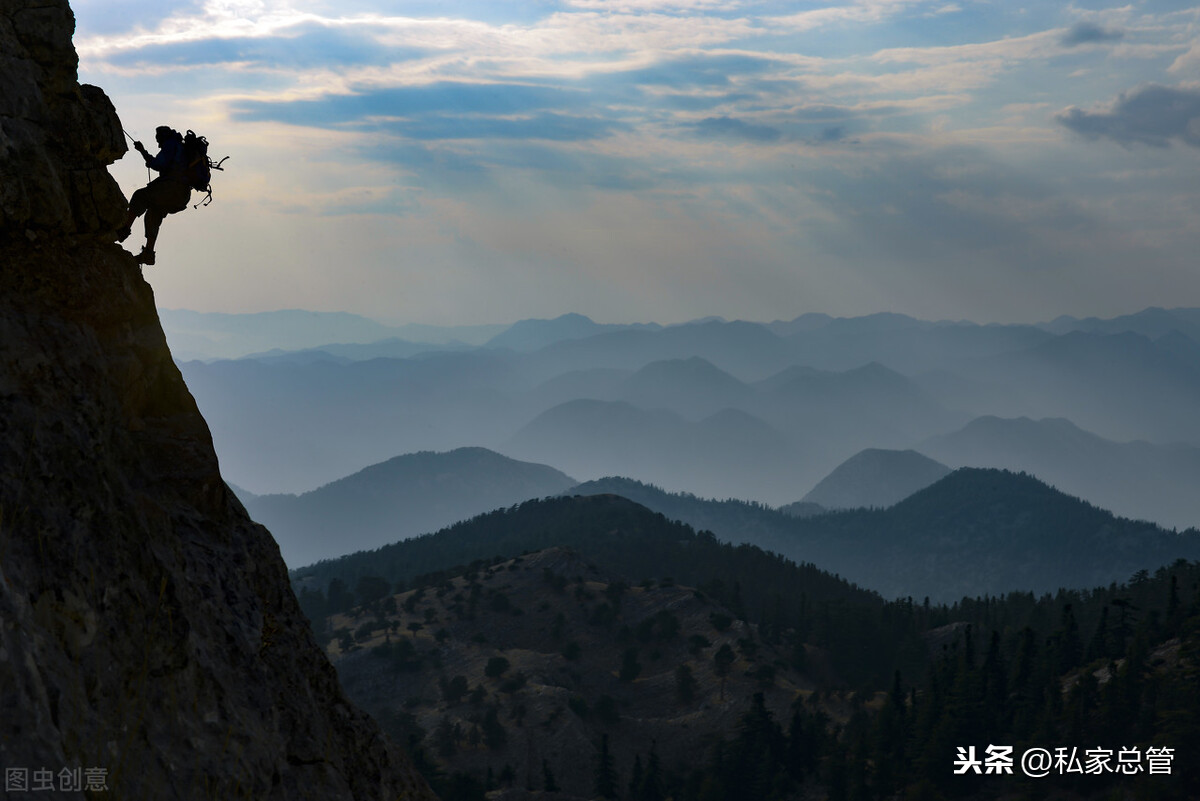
[244, 447, 578, 566]
[922, 415, 1200, 530]
[800, 448, 951, 510]
[565, 470, 1200, 601]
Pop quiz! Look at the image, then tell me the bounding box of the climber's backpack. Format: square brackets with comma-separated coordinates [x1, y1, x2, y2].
[182, 129, 228, 207]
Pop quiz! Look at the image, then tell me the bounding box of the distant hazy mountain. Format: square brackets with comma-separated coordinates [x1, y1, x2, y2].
[507, 399, 808, 503]
[159, 308, 509, 360]
[243, 338, 472, 362]
[956, 330, 1200, 444]
[183, 332, 959, 500]
[616, 357, 753, 419]
[801, 449, 951, 510]
[226, 481, 256, 503]
[910, 368, 1038, 421]
[1041, 306, 1200, 342]
[243, 447, 576, 567]
[179, 307, 1200, 530]
[158, 308, 392, 360]
[777, 312, 1053, 373]
[751, 362, 964, 457]
[786, 468, 1200, 600]
[921, 416, 1200, 530]
[525, 319, 798, 382]
[484, 312, 659, 352]
[764, 311, 836, 337]
[180, 350, 528, 492]
[521, 367, 632, 413]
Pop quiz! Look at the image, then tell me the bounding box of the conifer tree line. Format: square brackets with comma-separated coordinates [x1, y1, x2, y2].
[292, 496, 1200, 798]
[597, 563, 1200, 801]
[558, 564, 1199, 801]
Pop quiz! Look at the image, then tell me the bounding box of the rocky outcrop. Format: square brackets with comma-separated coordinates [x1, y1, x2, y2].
[0, 2, 435, 798]
[0, 0, 125, 240]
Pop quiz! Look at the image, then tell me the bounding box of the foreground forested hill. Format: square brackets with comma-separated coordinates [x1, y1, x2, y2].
[292, 492, 1200, 800]
[293, 494, 896, 685]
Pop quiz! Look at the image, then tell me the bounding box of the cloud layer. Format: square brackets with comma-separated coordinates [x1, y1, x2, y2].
[76, 0, 1200, 324]
[1059, 85, 1200, 148]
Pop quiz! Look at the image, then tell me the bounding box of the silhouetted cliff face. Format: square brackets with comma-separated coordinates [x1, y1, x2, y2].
[0, 3, 434, 798]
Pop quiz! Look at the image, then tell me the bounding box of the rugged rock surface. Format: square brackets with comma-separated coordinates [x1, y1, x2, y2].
[0, 2, 435, 798]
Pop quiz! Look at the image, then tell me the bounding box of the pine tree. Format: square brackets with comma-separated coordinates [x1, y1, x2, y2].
[1087, 605, 1111, 661]
[628, 754, 643, 800]
[640, 742, 664, 801]
[714, 643, 736, 700]
[675, 663, 697, 703]
[1166, 574, 1182, 635]
[1053, 604, 1083, 673]
[620, 647, 642, 682]
[483, 706, 507, 750]
[980, 630, 1008, 738]
[595, 734, 618, 799]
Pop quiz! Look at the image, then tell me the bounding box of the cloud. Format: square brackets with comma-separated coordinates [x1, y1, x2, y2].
[73, 0, 206, 36]
[564, 0, 743, 10]
[361, 135, 670, 196]
[654, 91, 759, 111]
[1060, 21, 1124, 48]
[771, 0, 931, 33]
[487, 143, 664, 191]
[104, 23, 416, 69]
[606, 52, 779, 88]
[691, 115, 782, 141]
[1057, 84, 1200, 148]
[1168, 43, 1200, 75]
[379, 112, 627, 142]
[925, 3, 960, 16]
[232, 82, 593, 127]
[359, 141, 493, 192]
[686, 102, 896, 143]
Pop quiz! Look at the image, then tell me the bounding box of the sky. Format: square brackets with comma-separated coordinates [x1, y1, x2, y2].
[74, 0, 1200, 326]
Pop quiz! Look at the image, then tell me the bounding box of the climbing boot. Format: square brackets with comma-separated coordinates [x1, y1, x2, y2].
[135, 248, 156, 266]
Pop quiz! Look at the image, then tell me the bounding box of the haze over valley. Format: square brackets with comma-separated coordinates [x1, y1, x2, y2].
[177, 307, 1200, 563]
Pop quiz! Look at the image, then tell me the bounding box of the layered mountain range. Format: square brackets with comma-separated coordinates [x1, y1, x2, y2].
[278, 454, 1200, 601]
[177, 307, 1200, 535]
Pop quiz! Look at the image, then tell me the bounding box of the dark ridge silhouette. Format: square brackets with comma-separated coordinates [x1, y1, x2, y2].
[566, 471, 1200, 602]
[923, 414, 1200, 531]
[788, 468, 1200, 600]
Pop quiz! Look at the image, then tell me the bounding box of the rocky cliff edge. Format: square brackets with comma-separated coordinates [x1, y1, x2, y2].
[0, 2, 435, 798]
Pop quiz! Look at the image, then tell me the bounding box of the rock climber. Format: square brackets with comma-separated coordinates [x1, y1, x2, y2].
[116, 126, 192, 266]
